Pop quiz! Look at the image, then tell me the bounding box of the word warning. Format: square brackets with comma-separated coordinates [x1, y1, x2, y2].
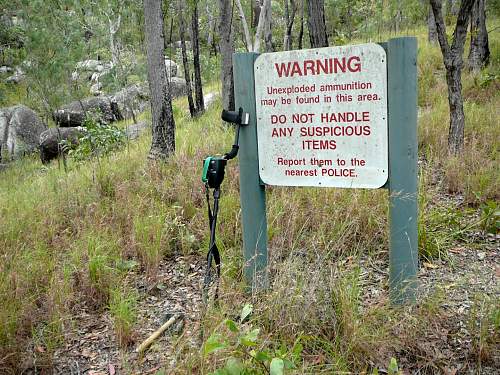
[254, 44, 388, 188]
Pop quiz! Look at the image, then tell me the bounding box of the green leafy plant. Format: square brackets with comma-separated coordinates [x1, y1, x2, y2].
[479, 200, 500, 234]
[66, 112, 126, 161]
[387, 357, 402, 375]
[204, 304, 303, 375]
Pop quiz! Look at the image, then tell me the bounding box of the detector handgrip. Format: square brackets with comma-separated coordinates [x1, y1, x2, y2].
[221, 107, 249, 126]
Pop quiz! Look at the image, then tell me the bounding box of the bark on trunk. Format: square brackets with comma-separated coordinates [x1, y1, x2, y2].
[298, 0, 304, 49]
[468, 0, 490, 71]
[430, 0, 475, 154]
[446, 65, 466, 154]
[218, 0, 235, 111]
[263, 0, 273, 52]
[177, 0, 196, 118]
[191, 2, 204, 113]
[307, 0, 328, 48]
[236, 0, 271, 52]
[143, 0, 175, 159]
[252, 0, 261, 28]
[428, 6, 437, 42]
[206, 2, 214, 47]
[107, 11, 121, 68]
[283, 0, 296, 51]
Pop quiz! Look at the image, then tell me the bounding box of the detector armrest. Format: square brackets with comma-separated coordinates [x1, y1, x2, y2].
[221, 107, 249, 126]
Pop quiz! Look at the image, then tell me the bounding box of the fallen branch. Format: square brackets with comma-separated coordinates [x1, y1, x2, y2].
[136, 314, 181, 354]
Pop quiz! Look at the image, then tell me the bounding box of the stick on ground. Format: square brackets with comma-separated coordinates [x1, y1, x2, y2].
[136, 314, 181, 354]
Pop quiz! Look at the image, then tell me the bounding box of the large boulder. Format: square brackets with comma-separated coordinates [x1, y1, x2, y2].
[39, 127, 84, 164]
[0, 66, 13, 74]
[111, 84, 149, 120]
[5, 67, 25, 84]
[75, 59, 102, 72]
[0, 105, 47, 161]
[169, 77, 187, 99]
[72, 60, 113, 85]
[53, 96, 120, 127]
[164, 59, 178, 78]
[171, 40, 191, 50]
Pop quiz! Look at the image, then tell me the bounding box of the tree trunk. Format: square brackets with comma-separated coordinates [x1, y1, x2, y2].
[206, 2, 214, 46]
[108, 14, 121, 68]
[252, 0, 261, 28]
[143, 0, 175, 159]
[235, 0, 271, 52]
[191, 1, 204, 113]
[177, 0, 196, 117]
[307, 0, 328, 48]
[283, 0, 296, 51]
[468, 0, 489, 71]
[430, 0, 475, 154]
[263, 0, 273, 52]
[428, 6, 437, 42]
[218, 0, 235, 111]
[298, 0, 304, 49]
[446, 65, 466, 154]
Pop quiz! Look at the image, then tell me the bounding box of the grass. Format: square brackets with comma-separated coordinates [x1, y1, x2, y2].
[0, 22, 499, 374]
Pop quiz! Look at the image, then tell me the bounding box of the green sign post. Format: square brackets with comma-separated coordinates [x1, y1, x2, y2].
[233, 37, 418, 303]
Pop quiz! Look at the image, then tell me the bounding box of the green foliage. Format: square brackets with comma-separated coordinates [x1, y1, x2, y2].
[387, 357, 402, 375]
[66, 113, 126, 161]
[479, 200, 500, 234]
[17, 0, 87, 116]
[205, 304, 303, 374]
[0, 23, 24, 49]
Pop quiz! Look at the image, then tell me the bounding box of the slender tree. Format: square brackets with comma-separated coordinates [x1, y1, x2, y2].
[218, 0, 235, 111]
[298, 0, 305, 49]
[428, 6, 438, 42]
[177, 0, 196, 117]
[143, 0, 175, 159]
[191, 0, 204, 113]
[468, 0, 490, 71]
[235, 0, 271, 52]
[307, 0, 328, 48]
[430, 0, 475, 154]
[263, 0, 273, 52]
[283, 0, 297, 50]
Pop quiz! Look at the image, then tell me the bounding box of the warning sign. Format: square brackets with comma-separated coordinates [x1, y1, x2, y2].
[254, 43, 388, 189]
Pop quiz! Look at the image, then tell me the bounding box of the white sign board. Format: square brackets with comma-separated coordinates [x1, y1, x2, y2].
[254, 43, 388, 189]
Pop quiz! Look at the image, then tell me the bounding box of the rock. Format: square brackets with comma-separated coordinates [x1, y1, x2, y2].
[204, 92, 219, 108]
[53, 96, 120, 127]
[125, 121, 149, 140]
[5, 67, 25, 84]
[90, 82, 103, 96]
[164, 59, 178, 77]
[0, 66, 13, 74]
[39, 127, 84, 164]
[75, 60, 102, 72]
[111, 84, 149, 120]
[73, 60, 113, 83]
[0, 105, 47, 161]
[172, 40, 191, 50]
[169, 77, 187, 99]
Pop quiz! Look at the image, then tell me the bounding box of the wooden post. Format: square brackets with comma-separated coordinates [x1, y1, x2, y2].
[233, 53, 268, 292]
[387, 37, 419, 304]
